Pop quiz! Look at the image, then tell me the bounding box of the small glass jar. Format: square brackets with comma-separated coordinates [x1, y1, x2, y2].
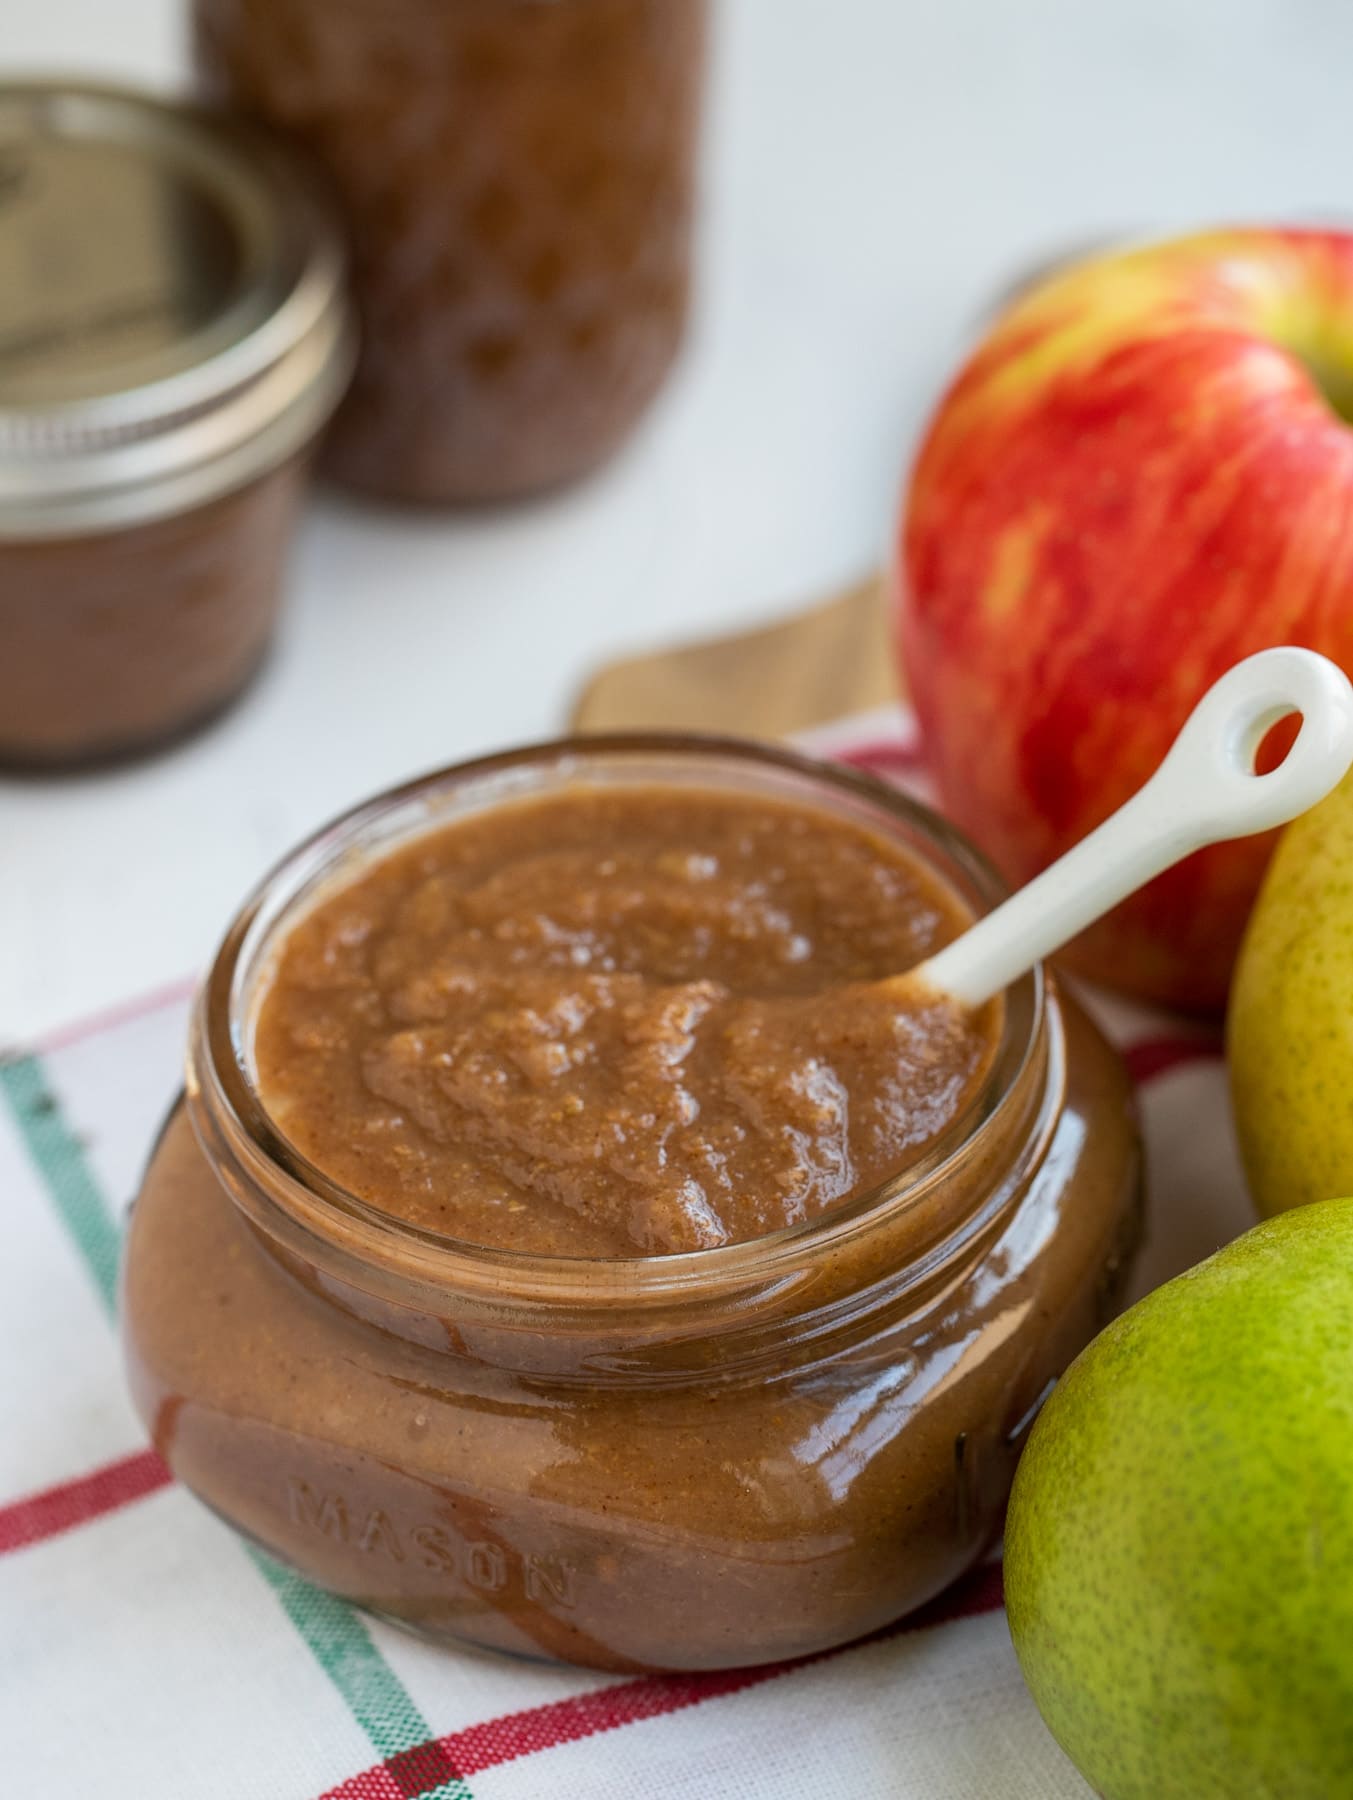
[193, 0, 708, 504]
[0, 83, 354, 767]
[122, 737, 1143, 1672]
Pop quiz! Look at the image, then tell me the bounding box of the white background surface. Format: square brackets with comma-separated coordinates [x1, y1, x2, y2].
[7, 0, 1353, 1043]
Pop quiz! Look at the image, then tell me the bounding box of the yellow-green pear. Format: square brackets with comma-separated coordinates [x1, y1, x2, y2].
[1005, 1198, 1353, 1800]
[1228, 765, 1353, 1216]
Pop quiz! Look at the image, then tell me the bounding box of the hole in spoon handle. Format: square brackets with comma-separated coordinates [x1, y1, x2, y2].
[1161, 646, 1353, 839]
[912, 647, 1353, 1011]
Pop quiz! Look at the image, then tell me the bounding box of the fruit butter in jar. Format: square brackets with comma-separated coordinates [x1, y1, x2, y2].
[122, 737, 1144, 1672]
[193, 0, 708, 504]
[0, 83, 354, 767]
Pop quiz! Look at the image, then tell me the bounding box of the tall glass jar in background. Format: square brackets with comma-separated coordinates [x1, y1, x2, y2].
[194, 0, 709, 505]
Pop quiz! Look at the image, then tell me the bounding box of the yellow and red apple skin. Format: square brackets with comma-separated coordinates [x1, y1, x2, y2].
[899, 228, 1353, 1013]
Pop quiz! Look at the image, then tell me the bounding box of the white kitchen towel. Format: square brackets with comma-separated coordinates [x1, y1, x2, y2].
[0, 709, 1244, 1799]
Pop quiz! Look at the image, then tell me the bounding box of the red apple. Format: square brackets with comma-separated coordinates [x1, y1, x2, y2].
[898, 227, 1353, 1014]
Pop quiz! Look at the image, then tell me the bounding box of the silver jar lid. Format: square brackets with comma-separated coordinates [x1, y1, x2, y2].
[0, 82, 355, 537]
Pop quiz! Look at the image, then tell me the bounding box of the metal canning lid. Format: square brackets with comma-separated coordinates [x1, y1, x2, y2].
[0, 81, 356, 537]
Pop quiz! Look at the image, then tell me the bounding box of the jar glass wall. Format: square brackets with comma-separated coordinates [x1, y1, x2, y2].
[121, 738, 1143, 1671]
[0, 462, 302, 766]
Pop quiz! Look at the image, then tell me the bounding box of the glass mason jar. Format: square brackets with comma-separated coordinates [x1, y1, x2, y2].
[0, 83, 353, 768]
[192, 0, 709, 504]
[121, 737, 1143, 1672]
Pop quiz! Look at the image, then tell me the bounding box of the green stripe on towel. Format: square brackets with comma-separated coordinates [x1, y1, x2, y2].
[0, 1051, 471, 1799]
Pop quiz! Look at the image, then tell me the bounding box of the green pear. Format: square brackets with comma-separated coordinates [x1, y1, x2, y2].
[1228, 767, 1353, 1217]
[1004, 1198, 1353, 1800]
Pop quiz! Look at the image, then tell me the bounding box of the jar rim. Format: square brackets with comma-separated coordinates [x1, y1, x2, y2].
[193, 732, 1046, 1308]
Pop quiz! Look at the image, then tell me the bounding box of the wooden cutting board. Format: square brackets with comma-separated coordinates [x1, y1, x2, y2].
[570, 573, 900, 738]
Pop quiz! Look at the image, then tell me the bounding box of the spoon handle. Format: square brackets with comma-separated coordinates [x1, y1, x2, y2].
[910, 646, 1353, 1011]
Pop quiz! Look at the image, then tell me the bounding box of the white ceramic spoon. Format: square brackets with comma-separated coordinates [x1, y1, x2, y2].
[907, 646, 1353, 1010]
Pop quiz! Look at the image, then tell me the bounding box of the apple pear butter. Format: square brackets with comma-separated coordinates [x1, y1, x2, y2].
[253, 787, 998, 1257]
[122, 738, 1144, 1671]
